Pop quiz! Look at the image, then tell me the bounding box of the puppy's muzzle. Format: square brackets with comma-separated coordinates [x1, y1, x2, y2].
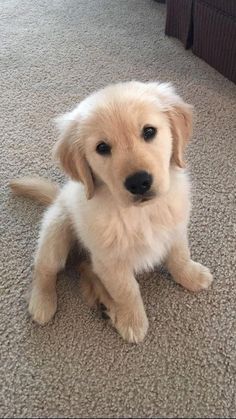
[124, 171, 153, 196]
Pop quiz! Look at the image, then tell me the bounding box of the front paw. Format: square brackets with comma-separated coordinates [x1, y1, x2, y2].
[28, 285, 57, 325]
[178, 261, 213, 292]
[110, 302, 149, 343]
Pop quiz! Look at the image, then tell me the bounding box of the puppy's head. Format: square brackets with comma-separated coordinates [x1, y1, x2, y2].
[54, 81, 192, 206]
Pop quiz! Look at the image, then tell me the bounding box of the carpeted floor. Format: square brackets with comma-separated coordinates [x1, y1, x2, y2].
[1, 0, 236, 417]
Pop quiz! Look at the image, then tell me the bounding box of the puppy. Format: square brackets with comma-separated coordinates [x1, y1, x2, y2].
[10, 81, 213, 343]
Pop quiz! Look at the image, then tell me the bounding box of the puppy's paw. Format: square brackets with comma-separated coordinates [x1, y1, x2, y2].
[111, 304, 149, 344]
[78, 262, 148, 343]
[179, 261, 213, 292]
[28, 285, 57, 325]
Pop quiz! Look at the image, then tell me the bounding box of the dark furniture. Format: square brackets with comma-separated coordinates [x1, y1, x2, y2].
[165, 0, 236, 83]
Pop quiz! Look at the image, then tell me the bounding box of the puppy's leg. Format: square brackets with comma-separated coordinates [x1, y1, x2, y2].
[29, 204, 73, 325]
[79, 261, 114, 311]
[166, 230, 213, 292]
[91, 260, 149, 343]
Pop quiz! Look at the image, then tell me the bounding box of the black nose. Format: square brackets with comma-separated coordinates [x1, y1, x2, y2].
[124, 171, 153, 195]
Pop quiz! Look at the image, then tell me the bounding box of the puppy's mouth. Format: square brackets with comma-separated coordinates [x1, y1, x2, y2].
[133, 191, 156, 205]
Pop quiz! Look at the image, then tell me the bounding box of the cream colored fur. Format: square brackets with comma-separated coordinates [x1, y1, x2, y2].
[10, 81, 213, 343]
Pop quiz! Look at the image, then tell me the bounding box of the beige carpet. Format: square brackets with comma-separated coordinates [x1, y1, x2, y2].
[1, 0, 236, 417]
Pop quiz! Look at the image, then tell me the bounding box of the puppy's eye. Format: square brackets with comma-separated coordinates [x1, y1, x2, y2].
[142, 126, 157, 142]
[96, 142, 111, 156]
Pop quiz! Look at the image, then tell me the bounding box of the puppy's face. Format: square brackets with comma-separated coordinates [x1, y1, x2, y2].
[55, 82, 192, 206]
[83, 98, 172, 206]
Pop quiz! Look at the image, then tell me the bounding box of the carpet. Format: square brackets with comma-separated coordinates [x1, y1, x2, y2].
[1, 0, 236, 417]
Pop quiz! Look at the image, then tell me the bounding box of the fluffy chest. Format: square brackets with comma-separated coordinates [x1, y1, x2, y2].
[67, 172, 190, 273]
[77, 199, 180, 273]
[105, 207, 176, 272]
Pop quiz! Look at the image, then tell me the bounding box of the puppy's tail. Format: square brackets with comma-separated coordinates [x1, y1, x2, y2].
[9, 177, 60, 206]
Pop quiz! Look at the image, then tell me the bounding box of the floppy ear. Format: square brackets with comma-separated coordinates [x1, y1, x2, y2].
[147, 82, 193, 168]
[167, 103, 193, 168]
[53, 117, 94, 199]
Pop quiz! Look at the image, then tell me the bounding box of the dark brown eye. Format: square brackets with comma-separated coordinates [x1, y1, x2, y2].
[142, 126, 157, 142]
[96, 142, 111, 155]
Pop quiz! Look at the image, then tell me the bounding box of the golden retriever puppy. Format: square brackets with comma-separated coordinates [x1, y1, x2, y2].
[10, 81, 213, 343]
